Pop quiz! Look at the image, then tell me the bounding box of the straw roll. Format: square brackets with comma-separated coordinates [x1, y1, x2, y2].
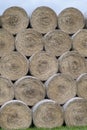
[30, 6, 57, 34]
[0, 100, 32, 129]
[45, 73, 76, 104]
[58, 51, 87, 79]
[14, 76, 46, 106]
[44, 30, 72, 56]
[1, 6, 29, 34]
[64, 97, 87, 126]
[29, 51, 58, 81]
[33, 99, 63, 128]
[58, 7, 85, 34]
[15, 29, 44, 56]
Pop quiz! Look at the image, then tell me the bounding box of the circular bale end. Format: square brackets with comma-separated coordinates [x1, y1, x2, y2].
[58, 7, 85, 34]
[45, 73, 76, 104]
[0, 51, 29, 80]
[33, 99, 64, 128]
[14, 76, 46, 106]
[15, 29, 44, 56]
[44, 30, 72, 56]
[1, 6, 29, 34]
[30, 6, 57, 34]
[58, 51, 87, 79]
[64, 97, 87, 126]
[29, 51, 58, 81]
[0, 100, 32, 129]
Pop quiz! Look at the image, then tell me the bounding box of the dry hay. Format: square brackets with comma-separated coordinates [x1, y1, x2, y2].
[0, 76, 14, 105]
[0, 51, 29, 80]
[76, 73, 87, 99]
[0, 100, 32, 129]
[14, 76, 46, 106]
[72, 29, 87, 57]
[44, 30, 72, 56]
[29, 51, 58, 81]
[58, 51, 87, 79]
[64, 97, 87, 126]
[0, 29, 14, 57]
[30, 6, 57, 34]
[58, 7, 85, 34]
[0, 6, 87, 129]
[45, 73, 76, 104]
[1, 6, 29, 34]
[33, 99, 64, 128]
[15, 29, 44, 56]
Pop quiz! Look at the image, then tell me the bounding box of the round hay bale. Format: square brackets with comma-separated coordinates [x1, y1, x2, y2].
[0, 29, 14, 57]
[76, 73, 87, 99]
[58, 7, 85, 34]
[30, 6, 57, 34]
[1, 6, 29, 34]
[64, 97, 87, 126]
[45, 73, 76, 104]
[72, 29, 87, 57]
[15, 29, 44, 56]
[33, 99, 64, 128]
[29, 51, 58, 81]
[0, 100, 32, 129]
[0, 76, 14, 105]
[0, 52, 29, 81]
[58, 51, 87, 79]
[14, 76, 46, 106]
[44, 30, 72, 56]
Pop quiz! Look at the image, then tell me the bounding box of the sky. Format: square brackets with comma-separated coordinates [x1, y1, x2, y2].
[0, 0, 87, 15]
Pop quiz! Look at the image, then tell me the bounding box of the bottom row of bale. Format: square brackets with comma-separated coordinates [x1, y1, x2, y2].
[0, 73, 87, 129]
[0, 98, 87, 129]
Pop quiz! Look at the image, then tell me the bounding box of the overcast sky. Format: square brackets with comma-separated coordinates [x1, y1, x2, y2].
[0, 0, 87, 15]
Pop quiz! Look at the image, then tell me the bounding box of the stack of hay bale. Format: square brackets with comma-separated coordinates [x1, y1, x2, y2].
[0, 6, 87, 129]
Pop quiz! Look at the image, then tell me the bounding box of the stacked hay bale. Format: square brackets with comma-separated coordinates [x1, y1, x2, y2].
[0, 6, 87, 129]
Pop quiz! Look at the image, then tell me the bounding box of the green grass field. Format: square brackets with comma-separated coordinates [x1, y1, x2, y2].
[1, 126, 87, 130]
[23, 127, 87, 130]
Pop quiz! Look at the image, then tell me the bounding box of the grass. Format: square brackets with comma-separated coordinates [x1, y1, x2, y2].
[26, 126, 87, 130]
[24, 126, 87, 130]
[1, 126, 87, 130]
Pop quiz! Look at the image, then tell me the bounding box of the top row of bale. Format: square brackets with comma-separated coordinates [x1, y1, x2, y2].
[0, 6, 86, 34]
